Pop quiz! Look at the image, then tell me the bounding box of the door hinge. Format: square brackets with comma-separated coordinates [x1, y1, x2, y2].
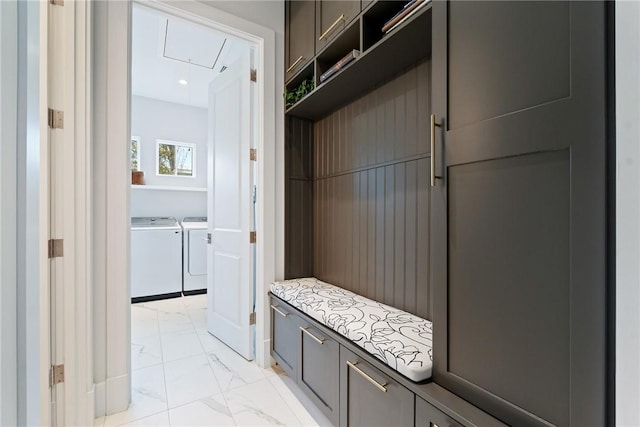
[250, 69, 257, 82]
[48, 239, 64, 259]
[250, 148, 257, 161]
[206, 233, 212, 244]
[48, 108, 64, 129]
[250, 231, 256, 244]
[49, 364, 64, 387]
[249, 312, 256, 325]
[49, 0, 64, 5]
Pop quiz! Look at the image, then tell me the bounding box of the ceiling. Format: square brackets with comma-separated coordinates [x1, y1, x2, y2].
[132, 4, 248, 109]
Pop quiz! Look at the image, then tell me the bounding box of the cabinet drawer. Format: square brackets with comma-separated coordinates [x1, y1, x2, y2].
[298, 321, 340, 426]
[315, 0, 360, 51]
[416, 397, 463, 427]
[270, 297, 298, 379]
[340, 347, 414, 427]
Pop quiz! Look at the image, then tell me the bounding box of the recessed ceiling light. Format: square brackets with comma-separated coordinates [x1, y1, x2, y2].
[178, 79, 188, 85]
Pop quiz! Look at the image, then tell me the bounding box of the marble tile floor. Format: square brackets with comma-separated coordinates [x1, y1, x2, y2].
[95, 294, 332, 427]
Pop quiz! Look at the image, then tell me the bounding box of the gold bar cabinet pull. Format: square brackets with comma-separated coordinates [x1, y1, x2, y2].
[319, 14, 346, 41]
[346, 360, 388, 393]
[286, 56, 305, 73]
[430, 114, 443, 187]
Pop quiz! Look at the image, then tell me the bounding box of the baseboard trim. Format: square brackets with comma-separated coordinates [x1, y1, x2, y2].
[94, 381, 105, 418]
[86, 384, 96, 423]
[105, 373, 131, 415]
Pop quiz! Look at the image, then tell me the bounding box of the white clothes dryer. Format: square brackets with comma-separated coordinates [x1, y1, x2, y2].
[131, 217, 182, 301]
[181, 217, 208, 294]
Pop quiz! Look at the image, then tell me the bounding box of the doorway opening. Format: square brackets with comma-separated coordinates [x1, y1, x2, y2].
[123, 3, 263, 422]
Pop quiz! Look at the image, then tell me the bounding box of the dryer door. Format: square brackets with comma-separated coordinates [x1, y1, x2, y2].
[187, 229, 208, 277]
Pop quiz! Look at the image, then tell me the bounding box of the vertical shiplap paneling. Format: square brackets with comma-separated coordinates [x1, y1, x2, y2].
[395, 74, 407, 160]
[416, 157, 430, 319]
[406, 66, 418, 159]
[404, 161, 418, 314]
[394, 163, 406, 309]
[417, 61, 430, 155]
[376, 91, 386, 165]
[359, 171, 369, 297]
[285, 117, 314, 279]
[367, 168, 377, 299]
[384, 165, 395, 303]
[311, 60, 431, 317]
[375, 169, 386, 302]
[352, 172, 361, 295]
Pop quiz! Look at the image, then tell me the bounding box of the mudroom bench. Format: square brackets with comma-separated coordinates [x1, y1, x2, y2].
[270, 278, 505, 427]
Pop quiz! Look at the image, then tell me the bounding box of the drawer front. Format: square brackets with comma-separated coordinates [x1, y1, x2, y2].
[315, 0, 360, 51]
[299, 321, 340, 425]
[286, 0, 315, 80]
[340, 347, 414, 427]
[416, 397, 464, 427]
[270, 297, 298, 379]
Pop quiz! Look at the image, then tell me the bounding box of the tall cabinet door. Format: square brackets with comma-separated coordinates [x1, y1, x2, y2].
[285, 0, 315, 81]
[431, 2, 607, 426]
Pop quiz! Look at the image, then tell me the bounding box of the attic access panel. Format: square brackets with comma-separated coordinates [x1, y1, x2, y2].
[163, 18, 227, 69]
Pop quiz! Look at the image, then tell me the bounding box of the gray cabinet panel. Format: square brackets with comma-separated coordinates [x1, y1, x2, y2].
[316, 0, 360, 51]
[432, 1, 607, 426]
[286, 0, 315, 80]
[448, 150, 570, 424]
[416, 396, 463, 427]
[448, 1, 570, 130]
[270, 296, 299, 379]
[339, 347, 414, 427]
[298, 321, 340, 425]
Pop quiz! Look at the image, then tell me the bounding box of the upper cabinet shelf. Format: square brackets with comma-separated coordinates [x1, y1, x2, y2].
[286, 1, 432, 121]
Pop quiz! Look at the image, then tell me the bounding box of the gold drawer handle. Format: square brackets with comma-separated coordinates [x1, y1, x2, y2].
[346, 360, 388, 393]
[300, 326, 326, 345]
[430, 113, 443, 187]
[319, 14, 346, 41]
[286, 56, 305, 73]
[270, 304, 289, 318]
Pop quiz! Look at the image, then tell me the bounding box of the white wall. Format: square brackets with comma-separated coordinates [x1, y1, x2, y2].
[92, 0, 132, 417]
[616, 2, 640, 425]
[0, 1, 18, 425]
[131, 189, 206, 218]
[15, 0, 48, 425]
[131, 95, 208, 188]
[130, 95, 208, 218]
[198, 0, 283, 35]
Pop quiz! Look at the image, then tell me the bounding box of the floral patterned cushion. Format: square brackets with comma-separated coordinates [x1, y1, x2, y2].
[270, 277, 433, 382]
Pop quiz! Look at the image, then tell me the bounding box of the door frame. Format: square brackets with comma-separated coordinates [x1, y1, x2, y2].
[88, 0, 284, 419]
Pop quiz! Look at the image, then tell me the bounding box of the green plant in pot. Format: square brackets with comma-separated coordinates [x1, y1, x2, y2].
[284, 78, 315, 108]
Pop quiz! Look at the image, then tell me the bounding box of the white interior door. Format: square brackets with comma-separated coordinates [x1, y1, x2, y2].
[206, 50, 254, 360]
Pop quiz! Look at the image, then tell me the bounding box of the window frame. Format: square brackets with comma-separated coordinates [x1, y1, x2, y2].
[130, 135, 142, 172]
[155, 139, 197, 178]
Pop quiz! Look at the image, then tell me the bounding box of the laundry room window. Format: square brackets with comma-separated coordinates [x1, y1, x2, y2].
[156, 139, 196, 178]
[131, 136, 141, 171]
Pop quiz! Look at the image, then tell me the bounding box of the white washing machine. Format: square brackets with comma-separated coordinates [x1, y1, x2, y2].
[131, 217, 183, 301]
[181, 217, 208, 294]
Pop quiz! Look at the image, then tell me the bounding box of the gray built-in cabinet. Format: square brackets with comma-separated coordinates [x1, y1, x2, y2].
[315, 0, 361, 52]
[285, 0, 315, 81]
[282, 1, 610, 426]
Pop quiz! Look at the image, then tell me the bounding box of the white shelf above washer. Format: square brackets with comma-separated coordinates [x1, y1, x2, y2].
[131, 185, 207, 192]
